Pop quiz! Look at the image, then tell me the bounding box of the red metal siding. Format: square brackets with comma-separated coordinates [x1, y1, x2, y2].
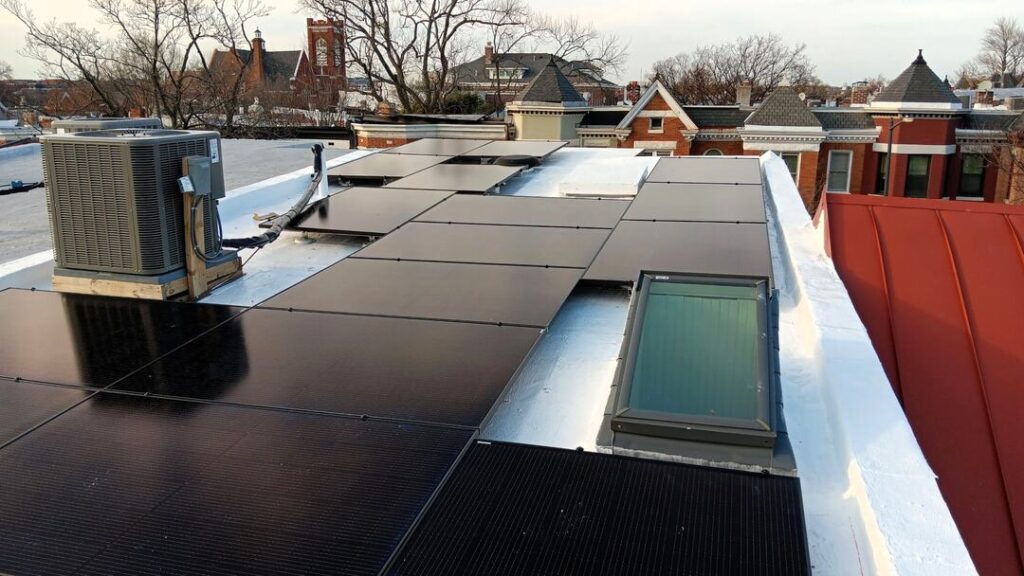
[825, 193, 1024, 575]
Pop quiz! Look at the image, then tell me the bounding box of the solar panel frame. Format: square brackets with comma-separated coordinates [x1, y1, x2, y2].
[384, 164, 523, 194]
[327, 153, 452, 182]
[352, 222, 610, 268]
[415, 195, 629, 229]
[0, 377, 93, 447]
[381, 138, 492, 156]
[260, 258, 583, 328]
[583, 220, 773, 284]
[645, 156, 763, 185]
[459, 140, 567, 160]
[110, 308, 542, 427]
[288, 187, 455, 236]
[0, 393, 472, 576]
[623, 182, 767, 223]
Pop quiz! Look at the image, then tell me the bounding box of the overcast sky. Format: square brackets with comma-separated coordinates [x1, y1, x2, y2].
[0, 0, 1019, 85]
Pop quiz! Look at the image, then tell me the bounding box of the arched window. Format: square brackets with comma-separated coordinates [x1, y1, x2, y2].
[334, 44, 343, 67]
[703, 148, 723, 156]
[316, 38, 328, 67]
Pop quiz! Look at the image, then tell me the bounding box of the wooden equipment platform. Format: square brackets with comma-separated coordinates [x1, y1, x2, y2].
[53, 256, 242, 301]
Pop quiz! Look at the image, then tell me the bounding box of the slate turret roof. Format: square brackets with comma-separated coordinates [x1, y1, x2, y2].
[874, 50, 961, 106]
[745, 86, 822, 127]
[512, 58, 588, 107]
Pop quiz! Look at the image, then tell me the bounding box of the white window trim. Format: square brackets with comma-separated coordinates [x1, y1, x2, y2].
[826, 150, 853, 193]
[648, 117, 664, 134]
[778, 152, 801, 183]
[703, 148, 724, 156]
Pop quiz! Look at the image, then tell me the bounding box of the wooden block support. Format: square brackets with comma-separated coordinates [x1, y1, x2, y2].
[53, 257, 241, 301]
[182, 159, 209, 300]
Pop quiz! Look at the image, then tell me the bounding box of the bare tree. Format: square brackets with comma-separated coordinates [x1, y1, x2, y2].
[480, 0, 534, 109]
[975, 17, 1024, 85]
[989, 125, 1024, 205]
[649, 34, 816, 105]
[536, 15, 627, 78]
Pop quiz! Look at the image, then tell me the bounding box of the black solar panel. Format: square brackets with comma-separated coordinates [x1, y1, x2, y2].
[289, 187, 454, 236]
[384, 164, 522, 193]
[261, 259, 582, 327]
[459, 140, 567, 159]
[624, 182, 767, 223]
[382, 138, 491, 156]
[646, 156, 763, 185]
[327, 153, 450, 182]
[111, 308, 540, 427]
[416, 195, 629, 229]
[0, 289, 242, 387]
[0, 394, 471, 576]
[583, 221, 772, 283]
[353, 222, 610, 268]
[387, 441, 810, 576]
[0, 378, 92, 446]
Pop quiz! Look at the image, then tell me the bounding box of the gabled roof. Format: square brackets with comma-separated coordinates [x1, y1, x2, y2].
[873, 51, 961, 107]
[615, 80, 698, 131]
[745, 86, 821, 128]
[454, 53, 620, 89]
[209, 47, 304, 84]
[511, 58, 587, 107]
[824, 192, 1024, 575]
[683, 106, 750, 128]
[812, 109, 876, 130]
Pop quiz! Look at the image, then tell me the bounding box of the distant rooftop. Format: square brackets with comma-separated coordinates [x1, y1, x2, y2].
[873, 50, 962, 107]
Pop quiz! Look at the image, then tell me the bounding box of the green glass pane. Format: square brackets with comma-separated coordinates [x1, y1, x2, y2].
[628, 281, 760, 420]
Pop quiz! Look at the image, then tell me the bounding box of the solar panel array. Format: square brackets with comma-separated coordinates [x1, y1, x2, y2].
[383, 164, 523, 194]
[0, 150, 807, 575]
[327, 153, 450, 183]
[458, 140, 567, 160]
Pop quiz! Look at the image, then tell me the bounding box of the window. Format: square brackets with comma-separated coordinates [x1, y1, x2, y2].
[826, 150, 852, 192]
[959, 154, 985, 200]
[315, 38, 328, 67]
[876, 153, 889, 194]
[905, 155, 930, 198]
[780, 153, 799, 182]
[703, 148, 723, 156]
[610, 273, 776, 447]
[649, 117, 663, 132]
[334, 44, 343, 67]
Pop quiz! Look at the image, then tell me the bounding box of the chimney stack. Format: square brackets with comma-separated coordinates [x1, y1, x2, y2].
[250, 28, 265, 83]
[625, 81, 641, 105]
[850, 81, 869, 107]
[484, 42, 494, 65]
[735, 83, 752, 107]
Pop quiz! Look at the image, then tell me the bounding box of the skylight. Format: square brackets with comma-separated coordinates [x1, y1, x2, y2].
[611, 273, 775, 447]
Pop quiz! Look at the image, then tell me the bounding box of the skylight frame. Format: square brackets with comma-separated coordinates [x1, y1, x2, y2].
[610, 272, 776, 448]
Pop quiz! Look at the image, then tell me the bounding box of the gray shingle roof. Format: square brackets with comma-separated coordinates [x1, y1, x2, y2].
[963, 112, 1023, 131]
[512, 58, 587, 106]
[454, 53, 619, 88]
[874, 51, 961, 105]
[812, 109, 876, 130]
[744, 86, 821, 127]
[683, 106, 750, 128]
[210, 47, 302, 84]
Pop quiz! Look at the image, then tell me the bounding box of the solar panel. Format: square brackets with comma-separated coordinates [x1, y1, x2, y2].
[0, 378, 91, 446]
[646, 156, 763, 184]
[415, 195, 629, 229]
[327, 153, 451, 182]
[386, 441, 810, 576]
[288, 187, 454, 236]
[623, 183, 767, 223]
[459, 140, 567, 160]
[0, 393, 471, 576]
[384, 164, 522, 194]
[583, 221, 772, 283]
[381, 138, 491, 156]
[261, 259, 582, 328]
[111, 308, 541, 427]
[353, 222, 610, 268]
[0, 289, 242, 387]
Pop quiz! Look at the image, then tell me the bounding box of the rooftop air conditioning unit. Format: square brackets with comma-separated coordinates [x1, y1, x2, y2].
[42, 129, 225, 275]
[51, 117, 163, 134]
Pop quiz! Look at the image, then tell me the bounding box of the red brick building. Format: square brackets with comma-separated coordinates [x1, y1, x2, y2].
[306, 18, 346, 92]
[210, 28, 316, 95]
[580, 51, 1024, 211]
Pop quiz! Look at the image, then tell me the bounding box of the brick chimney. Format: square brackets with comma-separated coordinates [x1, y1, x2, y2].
[250, 28, 266, 84]
[484, 42, 494, 65]
[735, 83, 752, 107]
[626, 81, 641, 105]
[976, 90, 994, 107]
[850, 81, 869, 107]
